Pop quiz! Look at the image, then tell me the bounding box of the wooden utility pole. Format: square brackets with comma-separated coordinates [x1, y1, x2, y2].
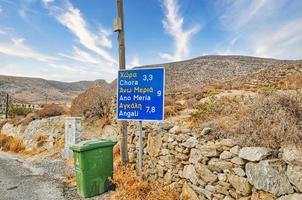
[116, 0, 129, 164]
[5, 93, 9, 119]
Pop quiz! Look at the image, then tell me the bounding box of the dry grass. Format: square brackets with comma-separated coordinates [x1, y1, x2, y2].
[277, 73, 302, 89]
[109, 145, 179, 200]
[64, 172, 77, 187]
[70, 86, 112, 119]
[35, 133, 47, 142]
[189, 96, 243, 125]
[36, 104, 65, 118]
[0, 133, 25, 153]
[235, 92, 302, 150]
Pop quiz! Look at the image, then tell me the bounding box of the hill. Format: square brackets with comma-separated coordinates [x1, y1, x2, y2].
[136, 55, 301, 90]
[1, 55, 301, 103]
[0, 75, 110, 104]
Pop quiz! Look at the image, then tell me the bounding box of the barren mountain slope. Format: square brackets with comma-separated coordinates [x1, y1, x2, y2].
[0, 76, 110, 104]
[1, 55, 301, 103]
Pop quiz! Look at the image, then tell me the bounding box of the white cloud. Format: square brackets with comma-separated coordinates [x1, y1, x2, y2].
[217, 0, 302, 59]
[43, 0, 117, 64]
[0, 37, 56, 62]
[130, 55, 141, 67]
[59, 46, 104, 65]
[160, 0, 200, 62]
[0, 5, 3, 15]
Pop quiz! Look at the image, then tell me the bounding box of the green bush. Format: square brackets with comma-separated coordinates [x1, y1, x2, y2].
[8, 105, 34, 117]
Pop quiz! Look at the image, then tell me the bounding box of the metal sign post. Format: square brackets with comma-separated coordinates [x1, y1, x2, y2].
[138, 120, 143, 177]
[117, 67, 165, 177]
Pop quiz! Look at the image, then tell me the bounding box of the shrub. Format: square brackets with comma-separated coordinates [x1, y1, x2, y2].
[0, 133, 25, 153]
[109, 146, 179, 200]
[36, 104, 65, 118]
[8, 104, 33, 117]
[70, 86, 112, 119]
[235, 93, 302, 149]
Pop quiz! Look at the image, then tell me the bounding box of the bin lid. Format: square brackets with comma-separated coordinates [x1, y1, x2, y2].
[71, 139, 117, 152]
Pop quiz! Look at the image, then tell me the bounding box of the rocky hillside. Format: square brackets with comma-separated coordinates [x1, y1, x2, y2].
[0, 75, 110, 104]
[1, 55, 301, 103]
[137, 55, 301, 90]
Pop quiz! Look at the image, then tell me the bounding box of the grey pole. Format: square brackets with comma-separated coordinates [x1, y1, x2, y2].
[116, 0, 129, 165]
[138, 120, 143, 177]
[5, 93, 9, 119]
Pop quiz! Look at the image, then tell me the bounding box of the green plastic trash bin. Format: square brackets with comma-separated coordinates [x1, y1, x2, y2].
[71, 139, 117, 198]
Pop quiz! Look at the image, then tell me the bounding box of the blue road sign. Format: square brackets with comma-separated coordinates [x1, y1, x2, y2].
[117, 67, 165, 121]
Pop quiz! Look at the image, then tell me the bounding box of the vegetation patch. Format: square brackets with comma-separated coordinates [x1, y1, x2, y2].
[0, 133, 25, 153]
[109, 145, 179, 200]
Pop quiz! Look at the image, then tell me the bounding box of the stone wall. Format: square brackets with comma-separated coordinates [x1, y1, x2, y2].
[128, 123, 302, 200]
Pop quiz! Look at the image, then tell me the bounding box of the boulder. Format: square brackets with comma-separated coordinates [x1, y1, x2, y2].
[277, 193, 302, 200]
[246, 159, 294, 196]
[283, 146, 302, 166]
[182, 182, 199, 200]
[196, 163, 217, 183]
[239, 147, 272, 161]
[286, 165, 302, 192]
[227, 174, 252, 195]
[147, 133, 162, 157]
[183, 165, 199, 184]
[251, 191, 275, 200]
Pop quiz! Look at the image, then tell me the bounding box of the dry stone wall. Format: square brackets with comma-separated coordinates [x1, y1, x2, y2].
[128, 123, 302, 200]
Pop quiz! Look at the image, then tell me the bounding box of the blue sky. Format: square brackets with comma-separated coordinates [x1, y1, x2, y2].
[0, 0, 302, 82]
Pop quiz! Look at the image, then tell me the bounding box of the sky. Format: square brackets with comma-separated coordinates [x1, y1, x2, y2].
[0, 0, 302, 82]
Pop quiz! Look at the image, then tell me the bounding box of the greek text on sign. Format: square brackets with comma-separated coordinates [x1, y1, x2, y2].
[117, 67, 165, 121]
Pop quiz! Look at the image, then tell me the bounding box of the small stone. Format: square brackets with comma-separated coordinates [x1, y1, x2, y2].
[286, 165, 302, 192]
[205, 185, 216, 193]
[220, 151, 234, 159]
[201, 127, 212, 135]
[181, 137, 197, 148]
[218, 173, 227, 181]
[283, 146, 302, 166]
[161, 148, 170, 155]
[227, 174, 252, 195]
[223, 197, 235, 200]
[232, 167, 246, 177]
[196, 163, 218, 183]
[147, 133, 162, 157]
[239, 147, 272, 161]
[220, 139, 236, 147]
[277, 193, 302, 200]
[159, 123, 174, 131]
[183, 165, 199, 185]
[164, 171, 172, 184]
[251, 191, 275, 200]
[197, 144, 219, 157]
[181, 182, 199, 200]
[189, 149, 202, 164]
[169, 126, 181, 134]
[208, 158, 234, 172]
[230, 157, 246, 165]
[230, 145, 240, 155]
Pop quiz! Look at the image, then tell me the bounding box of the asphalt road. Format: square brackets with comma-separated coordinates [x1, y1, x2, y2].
[0, 152, 65, 200]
